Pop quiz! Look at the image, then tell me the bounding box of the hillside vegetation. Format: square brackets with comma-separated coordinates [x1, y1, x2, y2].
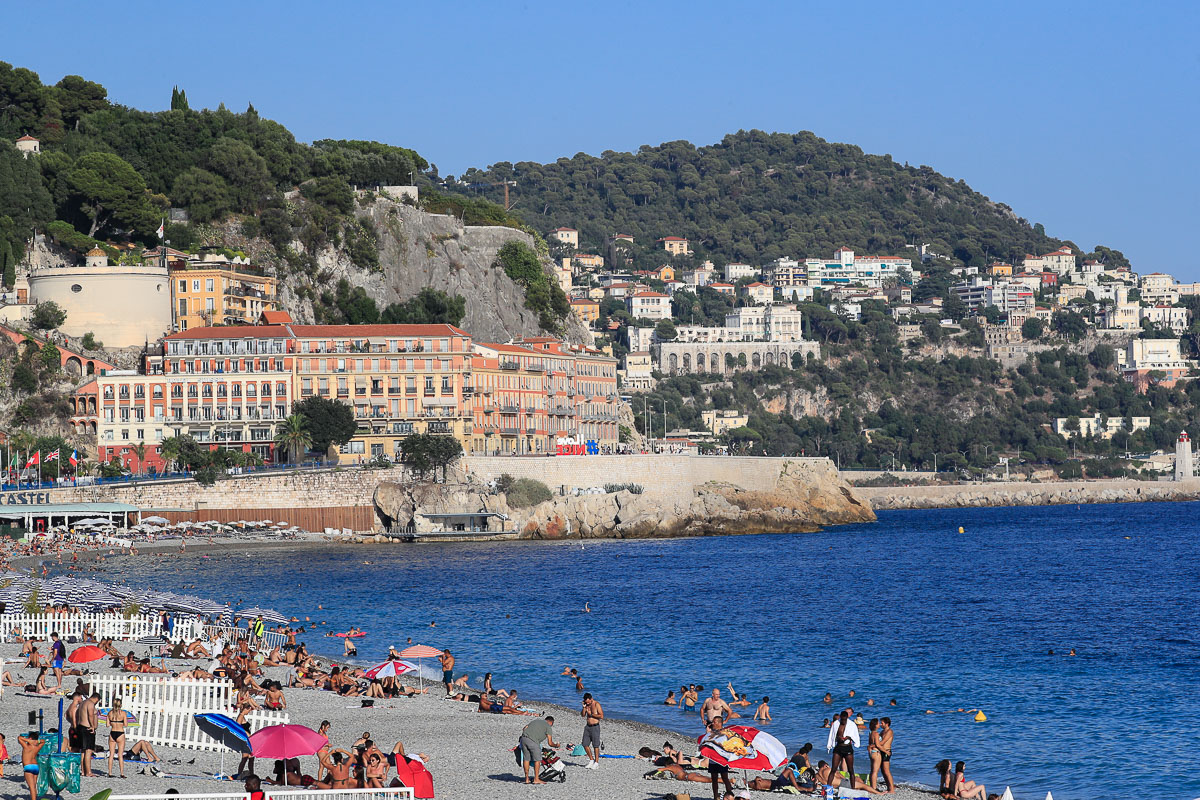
[456, 130, 1076, 267]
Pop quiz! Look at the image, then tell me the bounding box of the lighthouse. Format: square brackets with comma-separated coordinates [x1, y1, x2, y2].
[1175, 431, 1193, 481]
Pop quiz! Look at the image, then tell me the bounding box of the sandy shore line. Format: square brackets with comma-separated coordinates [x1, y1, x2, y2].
[0, 643, 934, 800]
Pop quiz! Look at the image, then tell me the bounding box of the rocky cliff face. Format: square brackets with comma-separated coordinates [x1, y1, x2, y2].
[200, 195, 589, 344]
[518, 458, 874, 539]
[371, 458, 874, 540]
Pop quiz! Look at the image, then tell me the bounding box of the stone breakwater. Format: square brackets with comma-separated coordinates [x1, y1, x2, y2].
[860, 477, 1200, 510]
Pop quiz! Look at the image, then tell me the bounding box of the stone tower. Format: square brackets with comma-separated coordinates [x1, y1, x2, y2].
[1175, 432, 1193, 482]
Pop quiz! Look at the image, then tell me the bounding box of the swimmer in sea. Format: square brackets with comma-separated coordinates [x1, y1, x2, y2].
[583, 602, 590, 613]
[823, 692, 833, 704]
[664, 690, 677, 706]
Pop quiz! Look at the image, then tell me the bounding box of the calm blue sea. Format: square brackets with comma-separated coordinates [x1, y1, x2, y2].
[74, 503, 1200, 800]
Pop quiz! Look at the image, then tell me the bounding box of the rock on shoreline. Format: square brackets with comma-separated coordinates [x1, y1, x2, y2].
[374, 459, 875, 539]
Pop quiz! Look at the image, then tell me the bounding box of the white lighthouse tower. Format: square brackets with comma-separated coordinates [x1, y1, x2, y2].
[1175, 431, 1193, 482]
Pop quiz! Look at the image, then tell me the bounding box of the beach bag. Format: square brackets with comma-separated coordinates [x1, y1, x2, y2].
[570, 745, 586, 756]
[37, 752, 81, 796]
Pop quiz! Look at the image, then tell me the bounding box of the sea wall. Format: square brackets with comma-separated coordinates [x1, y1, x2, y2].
[860, 477, 1200, 510]
[11, 455, 875, 536]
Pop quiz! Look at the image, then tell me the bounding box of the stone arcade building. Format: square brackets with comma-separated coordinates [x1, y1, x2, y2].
[657, 339, 819, 375]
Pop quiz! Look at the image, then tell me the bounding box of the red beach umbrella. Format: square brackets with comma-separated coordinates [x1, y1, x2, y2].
[363, 660, 416, 680]
[68, 645, 107, 663]
[249, 724, 328, 759]
[698, 724, 788, 772]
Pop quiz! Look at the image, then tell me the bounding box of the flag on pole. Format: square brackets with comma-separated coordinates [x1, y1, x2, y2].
[69, 450, 78, 468]
[157, 219, 165, 239]
[24, 451, 40, 468]
[45, 450, 59, 462]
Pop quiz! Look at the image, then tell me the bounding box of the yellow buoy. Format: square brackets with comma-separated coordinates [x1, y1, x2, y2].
[974, 710, 987, 722]
[958, 527, 965, 534]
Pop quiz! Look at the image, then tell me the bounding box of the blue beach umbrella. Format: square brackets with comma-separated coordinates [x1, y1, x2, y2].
[193, 712, 252, 779]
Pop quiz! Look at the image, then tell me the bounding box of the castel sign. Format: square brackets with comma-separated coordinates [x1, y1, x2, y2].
[554, 436, 599, 456]
[0, 491, 51, 506]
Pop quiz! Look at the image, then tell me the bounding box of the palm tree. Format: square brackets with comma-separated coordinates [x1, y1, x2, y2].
[132, 442, 147, 476]
[160, 436, 183, 473]
[275, 415, 312, 465]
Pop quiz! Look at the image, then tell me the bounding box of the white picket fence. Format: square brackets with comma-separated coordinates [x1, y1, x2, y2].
[201, 623, 288, 650]
[134, 706, 289, 752]
[90, 674, 288, 751]
[0, 612, 163, 643]
[110, 788, 414, 800]
[91, 675, 235, 713]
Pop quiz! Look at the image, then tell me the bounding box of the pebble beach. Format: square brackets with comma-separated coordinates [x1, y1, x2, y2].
[0, 639, 936, 800]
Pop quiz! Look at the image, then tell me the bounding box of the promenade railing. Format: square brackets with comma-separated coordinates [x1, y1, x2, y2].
[200, 623, 287, 650]
[109, 788, 414, 800]
[0, 612, 162, 643]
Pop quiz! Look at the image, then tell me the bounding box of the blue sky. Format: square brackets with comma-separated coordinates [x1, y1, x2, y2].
[6, 1, 1197, 274]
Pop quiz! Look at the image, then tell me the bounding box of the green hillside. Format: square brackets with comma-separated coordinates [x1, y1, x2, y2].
[456, 130, 1067, 267]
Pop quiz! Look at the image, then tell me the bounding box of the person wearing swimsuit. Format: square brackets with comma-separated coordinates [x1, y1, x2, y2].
[878, 717, 895, 794]
[18, 732, 41, 800]
[107, 697, 127, 778]
[867, 718, 883, 790]
[825, 709, 860, 792]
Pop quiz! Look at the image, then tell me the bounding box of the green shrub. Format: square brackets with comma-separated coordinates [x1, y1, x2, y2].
[505, 477, 553, 508]
[604, 482, 644, 494]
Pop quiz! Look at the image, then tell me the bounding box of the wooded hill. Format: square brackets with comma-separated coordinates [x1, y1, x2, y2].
[455, 130, 1071, 267]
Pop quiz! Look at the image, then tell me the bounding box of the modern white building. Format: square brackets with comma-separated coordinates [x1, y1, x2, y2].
[804, 248, 911, 288]
[951, 277, 1034, 313]
[724, 263, 756, 282]
[1053, 413, 1150, 440]
[626, 291, 672, 321]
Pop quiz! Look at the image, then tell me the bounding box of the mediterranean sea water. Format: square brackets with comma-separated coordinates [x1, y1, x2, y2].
[81, 503, 1200, 800]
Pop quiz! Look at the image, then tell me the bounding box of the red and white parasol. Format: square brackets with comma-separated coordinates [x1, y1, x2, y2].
[698, 724, 788, 772]
[363, 660, 416, 680]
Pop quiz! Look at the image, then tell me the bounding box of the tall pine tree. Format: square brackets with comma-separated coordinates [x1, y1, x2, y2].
[170, 85, 189, 111]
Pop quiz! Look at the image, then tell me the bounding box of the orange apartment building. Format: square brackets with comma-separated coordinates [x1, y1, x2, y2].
[72, 322, 622, 468]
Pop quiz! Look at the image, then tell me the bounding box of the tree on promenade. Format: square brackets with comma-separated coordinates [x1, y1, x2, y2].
[275, 414, 313, 464]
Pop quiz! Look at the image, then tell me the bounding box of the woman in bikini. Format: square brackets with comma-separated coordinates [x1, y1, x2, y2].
[953, 761, 986, 799]
[106, 697, 127, 778]
[364, 752, 387, 787]
[867, 718, 883, 790]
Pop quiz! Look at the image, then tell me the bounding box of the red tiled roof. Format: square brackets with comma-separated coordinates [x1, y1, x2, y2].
[164, 325, 292, 340]
[260, 310, 293, 324]
[16, 135, 37, 142]
[631, 291, 668, 298]
[744, 282, 770, 288]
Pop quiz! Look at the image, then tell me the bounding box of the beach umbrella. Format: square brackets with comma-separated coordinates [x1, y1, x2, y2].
[137, 635, 168, 647]
[363, 660, 416, 680]
[194, 713, 252, 779]
[400, 644, 442, 689]
[249, 723, 327, 759]
[98, 708, 139, 727]
[142, 516, 170, 525]
[240, 607, 288, 624]
[698, 724, 788, 772]
[67, 645, 107, 663]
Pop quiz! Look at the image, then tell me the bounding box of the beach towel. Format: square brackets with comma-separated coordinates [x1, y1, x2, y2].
[394, 756, 434, 799]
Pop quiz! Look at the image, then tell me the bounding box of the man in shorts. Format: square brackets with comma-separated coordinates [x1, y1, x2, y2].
[49, 632, 66, 689]
[581, 692, 604, 769]
[79, 692, 100, 776]
[705, 715, 734, 800]
[519, 716, 557, 784]
[438, 649, 455, 696]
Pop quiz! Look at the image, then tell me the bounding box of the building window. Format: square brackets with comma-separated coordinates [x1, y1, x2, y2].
[206, 278, 214, 291]
[178, 280, 187, 293]
[192, 280, 200, 291]
[71, 284, 82, 293]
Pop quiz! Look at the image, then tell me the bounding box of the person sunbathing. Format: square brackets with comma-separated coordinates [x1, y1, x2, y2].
[98, 639, 120, 657]
[2, 669, 22, 686]
[183, 639, 210, 658]
[23, 648, 43, 668]
[32, 667, 57, 695]
[478, 694, 505, 714]
[124, 740, 160, 763]
[236, 688, 261, 711]
[264, 684, 287, 710]
[501, 691, 536, 715]
[643, 762, 712, 784]
[121, 652, 138, 671]
[315, 750, 353, 789]
[136, 658, 166, 674]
